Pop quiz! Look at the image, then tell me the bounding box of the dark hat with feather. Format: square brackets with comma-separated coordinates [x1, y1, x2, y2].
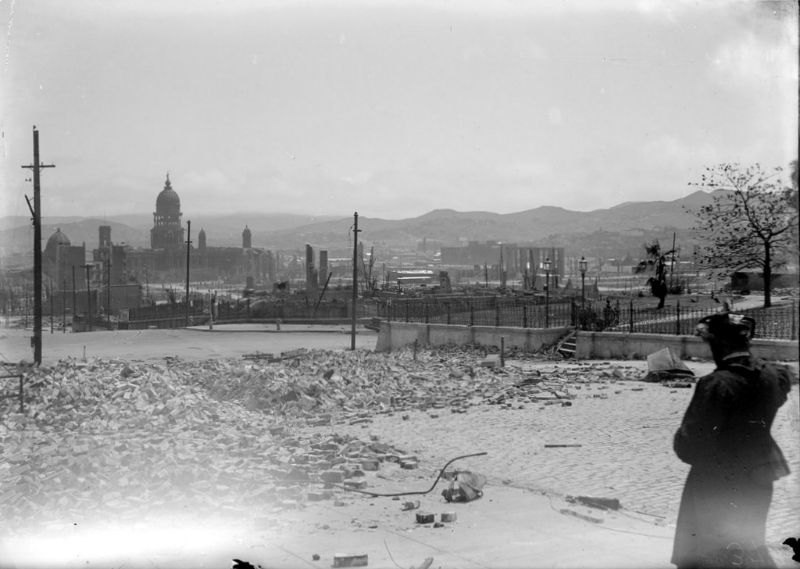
[695, 306, 755, 343]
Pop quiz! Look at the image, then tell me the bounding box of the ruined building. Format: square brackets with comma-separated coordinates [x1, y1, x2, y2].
[43, 228, 86, 290]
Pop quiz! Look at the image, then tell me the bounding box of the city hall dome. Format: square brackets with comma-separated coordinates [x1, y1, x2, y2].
[155, 173, 181, 216]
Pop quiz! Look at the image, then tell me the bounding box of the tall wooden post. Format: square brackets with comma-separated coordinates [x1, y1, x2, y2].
[21, 127, 55, 364]
[81, 264, 93, 331]
[351, 213, 361, 350]
[72, 265, 77, 328]
[185, 220, 192, 327]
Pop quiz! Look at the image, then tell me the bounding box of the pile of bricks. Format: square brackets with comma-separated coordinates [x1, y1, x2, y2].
[0, 358, 409, 531]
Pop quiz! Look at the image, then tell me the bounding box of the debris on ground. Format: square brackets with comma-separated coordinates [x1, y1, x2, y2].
[0, 344, 665, 532]
[642, 348, 695, 383]
[441, 470, 486, 503]
[566, 495, 622, 511]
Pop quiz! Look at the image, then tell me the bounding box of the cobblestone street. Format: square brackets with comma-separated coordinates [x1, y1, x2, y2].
[310, 360, 800, 547]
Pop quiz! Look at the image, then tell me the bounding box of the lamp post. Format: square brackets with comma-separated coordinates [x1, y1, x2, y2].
[543, 257, 551, 328]
[579, 256, 588, 309]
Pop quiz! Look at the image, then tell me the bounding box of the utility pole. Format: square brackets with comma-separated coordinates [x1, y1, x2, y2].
[71, 265, 77, 329]
[185, 220, 192, 327]
[106, 256, 112, 327]
[81, 264, 93, 331]
[351, 212, 361, 350]
[21, 126, 55, 365]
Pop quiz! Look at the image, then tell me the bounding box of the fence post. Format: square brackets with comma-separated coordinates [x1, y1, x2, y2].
[792, 300, 797, 340]
[570, 299, 576, 327]
[495, 301, 500, 327]
[425, 302, 429, 324]
[405, 301, 409, 323]
[446, 303, 451, 325]
[247, 298, 251, 318]
[675, 300, 681, 335]
[470, 301, 474, 326]
[523, 304, 528, 328]
[629, 299, 634, 333]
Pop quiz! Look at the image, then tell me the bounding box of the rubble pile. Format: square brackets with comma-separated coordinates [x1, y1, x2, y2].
[0, 357, 409, 531]
[187, 347, 514, 417]
[0, 346, 646, 531]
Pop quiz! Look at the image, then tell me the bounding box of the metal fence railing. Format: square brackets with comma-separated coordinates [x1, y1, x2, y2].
[374, 295, 798, 341]
[597, 299, 798, 340]
[378, 295, 577, 329]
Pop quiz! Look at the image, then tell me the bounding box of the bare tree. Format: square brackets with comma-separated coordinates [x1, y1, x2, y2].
[688, 163, 798, 308]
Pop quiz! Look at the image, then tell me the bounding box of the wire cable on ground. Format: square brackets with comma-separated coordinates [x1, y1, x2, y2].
[332, 451, 488, 497]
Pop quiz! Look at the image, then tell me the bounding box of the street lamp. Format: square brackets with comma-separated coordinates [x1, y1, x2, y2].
[543, 257, 551, 328]
[579, 256, 588, 309]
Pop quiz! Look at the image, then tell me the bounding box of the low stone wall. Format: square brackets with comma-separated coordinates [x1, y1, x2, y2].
[375, 321, 798, 362]
[575, 331, 798, 362]
[375, 322, 569, 353]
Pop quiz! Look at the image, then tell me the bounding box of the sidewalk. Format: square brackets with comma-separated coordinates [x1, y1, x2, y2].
[0, 480, 677, 569]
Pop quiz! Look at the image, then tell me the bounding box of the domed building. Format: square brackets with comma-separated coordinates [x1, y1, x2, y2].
[43, 228, 86, 291]
[150, 174, 184, 250]
[44, 228, 71, 260]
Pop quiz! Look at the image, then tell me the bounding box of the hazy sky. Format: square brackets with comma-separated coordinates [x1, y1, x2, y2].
[1, 0, 797, 220]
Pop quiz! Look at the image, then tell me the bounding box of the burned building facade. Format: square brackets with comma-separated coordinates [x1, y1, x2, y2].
[440, 241, 565, 286]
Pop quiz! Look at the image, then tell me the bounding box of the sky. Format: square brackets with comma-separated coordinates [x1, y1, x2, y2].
[1, 0, 797, 220]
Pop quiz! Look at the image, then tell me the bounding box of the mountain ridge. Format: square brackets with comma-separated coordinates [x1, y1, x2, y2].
[0, 191, 721, 255]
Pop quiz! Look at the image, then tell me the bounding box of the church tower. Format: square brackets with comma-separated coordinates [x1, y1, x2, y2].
[150, 174, 184, 250]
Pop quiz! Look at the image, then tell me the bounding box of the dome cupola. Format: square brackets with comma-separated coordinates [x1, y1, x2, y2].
[155, 173, 181, 216]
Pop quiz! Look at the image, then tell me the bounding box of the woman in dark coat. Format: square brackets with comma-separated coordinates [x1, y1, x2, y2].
[672, 310, 792, 569]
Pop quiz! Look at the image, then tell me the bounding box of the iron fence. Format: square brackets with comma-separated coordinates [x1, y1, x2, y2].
[127, 297, 354, 327]
[379, 295, 577, 329]
[375, 295, 798, 341]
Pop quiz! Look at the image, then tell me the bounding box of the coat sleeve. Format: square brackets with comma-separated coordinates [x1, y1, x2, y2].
[673, 376, 729, 466]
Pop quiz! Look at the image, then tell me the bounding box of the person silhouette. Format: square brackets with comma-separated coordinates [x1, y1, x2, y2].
[672, 310, 793, 568]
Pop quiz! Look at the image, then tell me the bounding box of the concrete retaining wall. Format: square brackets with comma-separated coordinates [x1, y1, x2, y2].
[376, 322, 569, 353]
[575, 331, 798, 362]
[375, 321, 798, 362]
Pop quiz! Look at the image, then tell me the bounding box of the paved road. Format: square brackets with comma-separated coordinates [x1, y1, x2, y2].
[306, 359, 800, 547]
[0, 325, 377, 365]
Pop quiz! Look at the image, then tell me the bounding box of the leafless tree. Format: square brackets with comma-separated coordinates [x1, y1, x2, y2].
[688, 163, 798, 308]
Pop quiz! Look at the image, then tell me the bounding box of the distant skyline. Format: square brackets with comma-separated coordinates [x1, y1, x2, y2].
[1, 0, 797, 220]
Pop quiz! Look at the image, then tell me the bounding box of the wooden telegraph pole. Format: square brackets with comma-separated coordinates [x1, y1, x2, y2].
[185, 220, 192, 327]
[81, 264, 93, 331]
[351, 212, 361, 350]
[21, 127, 55, 365]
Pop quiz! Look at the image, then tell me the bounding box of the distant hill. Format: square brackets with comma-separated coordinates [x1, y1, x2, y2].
[0, 191, 721, 255]
[259, 190, 720, 250]
[0, 213, 345, 253]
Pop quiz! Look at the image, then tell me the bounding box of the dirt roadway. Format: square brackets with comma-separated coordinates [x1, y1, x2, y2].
[0, 325, 377, 365]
